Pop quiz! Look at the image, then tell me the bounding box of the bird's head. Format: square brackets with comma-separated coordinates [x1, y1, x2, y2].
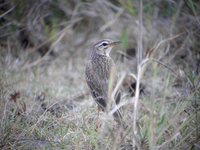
[93, 39, 120, 57]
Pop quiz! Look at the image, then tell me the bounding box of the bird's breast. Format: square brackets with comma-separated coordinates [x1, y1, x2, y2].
[91, 56, 114, 79]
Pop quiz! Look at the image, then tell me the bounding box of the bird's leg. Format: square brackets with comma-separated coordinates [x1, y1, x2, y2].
[96, 107, 101, 131]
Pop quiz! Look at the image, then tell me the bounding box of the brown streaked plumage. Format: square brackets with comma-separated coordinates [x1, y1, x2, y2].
[85, 39, 122, 125]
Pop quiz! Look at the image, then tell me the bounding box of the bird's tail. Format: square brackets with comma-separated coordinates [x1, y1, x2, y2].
[113, 109, 127, 129]
[113, 109, 122, 120]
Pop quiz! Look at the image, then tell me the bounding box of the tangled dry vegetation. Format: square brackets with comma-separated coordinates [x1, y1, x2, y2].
[0, 0, 200, 149]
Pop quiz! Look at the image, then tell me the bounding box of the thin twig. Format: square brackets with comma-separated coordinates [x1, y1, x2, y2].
[150, 58, 178, 77]
[0, 6, 15, 18]
[109, 98, 134, 116]
[137, 0, 143, 65]
[151, 33, 184, 56]
[112, 72, 126, 101]
[133, 0, 143, 148]
[21, 18, 82, 70]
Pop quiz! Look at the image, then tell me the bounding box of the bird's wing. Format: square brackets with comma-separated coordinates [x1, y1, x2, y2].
[85, 58, 119, 109]
[85, 61, 108, 108]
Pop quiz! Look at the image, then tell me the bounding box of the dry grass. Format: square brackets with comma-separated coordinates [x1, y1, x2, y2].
[0, 0, 200, 149]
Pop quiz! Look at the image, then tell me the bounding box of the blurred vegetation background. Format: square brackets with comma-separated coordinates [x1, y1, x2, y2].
[0, 0, 199, 149]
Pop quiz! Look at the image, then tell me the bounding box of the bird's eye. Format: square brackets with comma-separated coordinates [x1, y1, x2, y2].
[102, 43, 108, 46]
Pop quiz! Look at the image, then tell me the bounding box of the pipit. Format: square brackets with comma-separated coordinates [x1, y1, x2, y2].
[85, 39, 122, 128]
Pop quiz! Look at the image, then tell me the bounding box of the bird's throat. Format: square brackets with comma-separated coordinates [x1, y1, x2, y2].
[104, 50, 110, 57]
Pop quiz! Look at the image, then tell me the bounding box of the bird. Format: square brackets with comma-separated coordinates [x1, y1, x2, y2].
[85, 39, 123, 128]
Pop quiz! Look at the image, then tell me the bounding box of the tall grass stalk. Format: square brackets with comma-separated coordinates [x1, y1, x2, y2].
[132, 0, 143, 148]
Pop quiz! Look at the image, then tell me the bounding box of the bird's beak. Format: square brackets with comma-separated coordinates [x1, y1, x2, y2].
[109, 41, 121, 47]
